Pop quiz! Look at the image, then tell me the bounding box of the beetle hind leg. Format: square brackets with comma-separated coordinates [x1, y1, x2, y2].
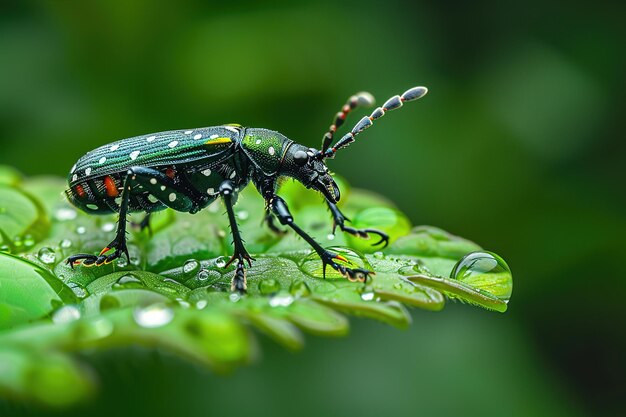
[326, 201, 389, 247]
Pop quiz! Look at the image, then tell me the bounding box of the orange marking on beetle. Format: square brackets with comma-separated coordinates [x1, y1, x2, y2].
[166, 168, 176, 178]
[103, 176, 119, 197]
[75, 184, 86, 198]
[99, 247, 111, 256]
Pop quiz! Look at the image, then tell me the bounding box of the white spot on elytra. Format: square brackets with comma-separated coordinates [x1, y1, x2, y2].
[85, 168, 92, 176]
[86, 204, 99, 210]
[72, 174, 78, 182]
[255, 139, 261, 144]
[99, 157, 107, 164]
[110, 144, 120, 151]
[268, 146, 275, 155]
[229, 170, 236, 179]
[209, 134, 219, 140]
[207, 188, 215, 195]
[168, 141, 179, 148]
[160, 186, 166, 191]
[202, 169, 211, 176]
[184, 130, 193, 135]
[224, 126, 238, 133]
[150, 178, 157, 185]
[169, 193, 177, 202]
[148, 195, 158, 203]
[193, 134, 202, 140]
[130, 150, 140, 160]
[146, 135, 156, 142]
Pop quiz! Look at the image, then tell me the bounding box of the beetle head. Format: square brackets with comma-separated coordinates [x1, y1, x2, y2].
[282, 143, 340, 203]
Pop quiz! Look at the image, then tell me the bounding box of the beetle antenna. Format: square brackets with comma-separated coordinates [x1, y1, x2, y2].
[320, 86, 428, 159]
[320, 91, 375, 155]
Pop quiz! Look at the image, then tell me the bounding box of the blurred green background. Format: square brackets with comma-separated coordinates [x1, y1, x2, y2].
[1, 1, 624, 416]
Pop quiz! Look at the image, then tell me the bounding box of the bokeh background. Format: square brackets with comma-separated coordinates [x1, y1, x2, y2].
[1, 1, 624, 416]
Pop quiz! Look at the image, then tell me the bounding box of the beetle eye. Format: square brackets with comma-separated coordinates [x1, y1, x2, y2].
[293, 150, 309, 166]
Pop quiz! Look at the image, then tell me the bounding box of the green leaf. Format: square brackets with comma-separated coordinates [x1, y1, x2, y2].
[0, 185, 50, 252]
[0, 166, 513, 406]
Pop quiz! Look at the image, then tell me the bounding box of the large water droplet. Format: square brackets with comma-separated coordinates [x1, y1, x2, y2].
[37, 247, 57, 265]
[259, 278, 281, 295]
[450, 251, 513, 302]
[289, 280, 311, 298]
[133, 304, 174, 328]
[183, 259, 201, 277]
[52, 305, 81, 324]
[269, 293, 294, 307]
[215, 257, 227, 268]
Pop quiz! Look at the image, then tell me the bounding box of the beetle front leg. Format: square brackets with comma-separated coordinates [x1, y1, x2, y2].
[220, 180, 255, 293]
[326, 201, 389, 247]
[271, 196, 372, 283]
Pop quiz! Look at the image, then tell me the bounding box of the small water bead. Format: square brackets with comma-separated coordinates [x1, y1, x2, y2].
[133, 304, 174, 328]
[258, 278, 281, 295]
[52, 305, 81, 324]
[183, 259, 201, 277]
[215, 257, 227, 268]
[327, 233, 335, 241]
[450, 251, 513, 302]
[289, 280, 311, 298]
[237, 210, 249, 221]
[76, 226, 86, 235]
[360, 291, 375, 301]
[23, 235, 35, 248]
[177, 299, 191, 309]
[55, 207, 77, 221]
[68, 283, 88, 298]
[196, 300, 208, 310]
[12, 236, 23, 249]
[197, 269, 209, 281]
[101, 222, 115, 232]
[229, 293, 241, 302]
[373, 251, 384, 259]
[59, 239, 72, 249]
[37, 247, 57, 265]
[269, 293, 294, 307]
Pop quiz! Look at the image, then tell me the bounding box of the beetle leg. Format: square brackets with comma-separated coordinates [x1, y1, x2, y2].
[326, 201, 389, 247]
[270, 195, 373, 283]
[219, 180, 255, 293]
[263, 210, 287, 235]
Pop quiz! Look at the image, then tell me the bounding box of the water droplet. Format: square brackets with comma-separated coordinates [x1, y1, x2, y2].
[197, 269, 209, 281]
[289, 280, 311, 298]
[76, 226, 86, 235]
[37, 247, 57, 265]
[55, 208, 77, 221]
[360, 291, 375, 301]
[130, 256, 141, 266]
[52, 305, 81, 324]
[12, 236, 23, 248]
[74, 317, 114, 341]
[229, 293, 241, 302]
[59, 239, 72, 249]
[113, 274, 142, 290]
[258, 278, 281, 295]
[237, 210, 249, 220]
[177, 299, 191, 308]
[196, 299, 208, 309]
[23, 234, 35, 248]
[215, 257, 227, 268]
[133, 304, 174, 328]
[450, 251, 513, 302]
[393, 282, 402, 290]
[373, 251, 384, 259]
[68, 282, 88, 298]
[183, 259, 201, 277]
[0, 245, 10, 253]
[116, 257, 128, 267]
[269, 293, 294, 307]
[327, 233, 335, 241]
[101, 222, 115, 232]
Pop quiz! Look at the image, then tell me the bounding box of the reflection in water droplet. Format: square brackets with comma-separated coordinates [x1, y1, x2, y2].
[197, 269, 209, 281]
[259, 278, 281, 295]
[360, 292, 375, 301]
[59, 239, 72, 249]
[101, 222, 115, 232]
[196, 300, 208, 309]
[215, 257, 227, 268]
[55, 208, 77, 221]
[289, 280, 311, 298]
[229, 293, 241, 302]
[130, 256, 141, 266]
[117, 257, 128, 268]
[450, 251, 513, 302]
[269, 293, 294, 307]
[133, 304, 174, 328]
[183, 259, 201, 277]
[52, 305, 81, 324]
[68, 283, 88, 298]
[76, 226, 86, 235]
[37, 247, 57, 265]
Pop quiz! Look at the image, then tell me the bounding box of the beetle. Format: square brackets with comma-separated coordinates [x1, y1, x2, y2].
[65, 86, 428, 292]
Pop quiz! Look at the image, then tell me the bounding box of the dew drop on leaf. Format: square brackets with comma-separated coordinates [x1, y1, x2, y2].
[289, 280, 311, 298]
[59, 239, 72, 249]
[68, 282, 88, 298]
[76, 226, 86, 235]
[229, 293, 241, 302]
[215, 257, 228, 268]
[55, 207, 77, 221]
[450, 251, 513, 302]
[183, 259, 201, 277]
[23, 234, 35, 248]
[101, 222, 115, 232]
[259, 278, 281, 295]
[133, 304, 174, 328]
[113, 274, 142, 290]
[269, 293, 294, 307]
[0, 244, 10, 253]
[52, 305, 81, 324]
[196, 300, 208, 310]
[37, 247, 57, 265]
